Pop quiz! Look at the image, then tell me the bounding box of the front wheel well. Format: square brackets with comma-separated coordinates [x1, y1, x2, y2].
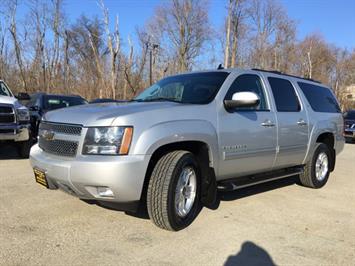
[140, 141, 218, 209]
[316, 132, 335, 171]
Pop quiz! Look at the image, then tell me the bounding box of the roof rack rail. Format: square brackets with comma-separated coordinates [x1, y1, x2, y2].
[251, 68, 321, 84]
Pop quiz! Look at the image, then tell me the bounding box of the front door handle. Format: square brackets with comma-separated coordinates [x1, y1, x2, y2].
[261, 120, 275, 127]
[297, 119, 307, 126]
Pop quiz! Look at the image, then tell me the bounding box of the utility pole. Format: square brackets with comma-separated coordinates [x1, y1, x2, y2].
[146, 42, 159, 86]
[149, 48, 152, 86]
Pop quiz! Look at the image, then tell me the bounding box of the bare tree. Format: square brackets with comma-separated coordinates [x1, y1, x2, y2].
[297, 34, 335, 83]
[123, 31, 150, 98]
[272, 15, 296, 72]
[48, 0, 63, 90]
[8, 0, 28, 91]
[28, 0, 47, 92]
[63, 29, 69, 94]
[153, 0, 210, 72]
[331, 48, 355, 109]
[224, 0, 246, 68]
[230, 0, 245, 67]
[68, 16, 105, 99]
[0, 0, 354, 105]
[246, 0, 283, 68]
[99, 0, 120, 99]
[123, 36, 134, 99]
[224, 0, 232, 68]
[0, 20, 7, 79]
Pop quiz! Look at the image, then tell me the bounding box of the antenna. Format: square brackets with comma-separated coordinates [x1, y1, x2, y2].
[217, 64, 224, 70]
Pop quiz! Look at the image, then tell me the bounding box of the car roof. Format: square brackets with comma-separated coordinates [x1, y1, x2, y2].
[33, 92, 84, 98]
[168, 68, 326, 87]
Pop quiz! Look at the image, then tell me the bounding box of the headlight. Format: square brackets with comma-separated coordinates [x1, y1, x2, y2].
[16, 107, 30, 121]
[82, 126, 133, 155]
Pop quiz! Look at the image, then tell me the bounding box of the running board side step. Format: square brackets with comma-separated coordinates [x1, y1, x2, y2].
[217, 166, 304, 191]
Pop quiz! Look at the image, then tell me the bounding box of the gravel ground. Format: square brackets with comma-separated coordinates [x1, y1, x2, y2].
[0, 143, 354, 266]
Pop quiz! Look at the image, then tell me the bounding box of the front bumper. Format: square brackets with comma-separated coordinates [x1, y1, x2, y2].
[29, 144, 151, 204]
[0, 124, 30, 141]
[344, 128, 355, 139]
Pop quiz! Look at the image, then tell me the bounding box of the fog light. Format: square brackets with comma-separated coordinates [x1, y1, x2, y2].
[97, 187, 114, 197]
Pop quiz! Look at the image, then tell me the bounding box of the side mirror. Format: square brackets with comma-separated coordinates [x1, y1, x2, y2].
[224, 92, 260, 110]
[16, 92, 31, 101]
[29, 106, 39, 111]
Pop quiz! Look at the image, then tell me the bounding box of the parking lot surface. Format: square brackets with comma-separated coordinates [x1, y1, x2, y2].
[0, 144, 354, 265]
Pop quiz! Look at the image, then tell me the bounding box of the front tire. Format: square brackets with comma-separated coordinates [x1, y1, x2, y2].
[147, 150, 201, 231]
[16, 139, 32, 159]
[299, 143, 332, 188]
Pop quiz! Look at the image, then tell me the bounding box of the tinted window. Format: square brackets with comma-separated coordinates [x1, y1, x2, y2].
[0, 82, 12, 97]
[135, 72, 229, 104]
[298, 82, 341, 113]
[225, 74, 268, 110]
[268, 77, 300, 112]
[43, 96, 87, 111]
[344, 111, 355, 120]
[26, 94, 38, 107]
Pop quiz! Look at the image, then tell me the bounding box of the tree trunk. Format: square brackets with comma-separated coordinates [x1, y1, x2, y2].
[224, 0, 232, 68]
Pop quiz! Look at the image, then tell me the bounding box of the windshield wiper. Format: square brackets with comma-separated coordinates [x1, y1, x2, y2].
[130, 98, 181, 103]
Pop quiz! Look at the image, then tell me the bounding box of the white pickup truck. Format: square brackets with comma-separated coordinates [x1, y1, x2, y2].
[0, 80, 31, 158]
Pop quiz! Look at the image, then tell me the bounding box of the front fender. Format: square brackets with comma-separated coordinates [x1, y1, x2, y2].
[132, 120, 219, 168]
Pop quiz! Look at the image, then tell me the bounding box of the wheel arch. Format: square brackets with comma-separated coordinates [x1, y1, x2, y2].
[316, 132, 336, 171]
[140, 140, 218, 209]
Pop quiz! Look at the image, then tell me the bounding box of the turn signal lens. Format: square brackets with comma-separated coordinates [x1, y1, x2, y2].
[119, 127, 133, 155]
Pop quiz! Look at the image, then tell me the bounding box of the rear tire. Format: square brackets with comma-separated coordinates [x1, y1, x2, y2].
[147, 150, 201, 231]
[299, 143, 332, 188]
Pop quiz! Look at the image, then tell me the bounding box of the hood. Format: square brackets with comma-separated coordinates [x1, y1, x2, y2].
[0, 95, 17, 105]
[43, 101, 182, 126]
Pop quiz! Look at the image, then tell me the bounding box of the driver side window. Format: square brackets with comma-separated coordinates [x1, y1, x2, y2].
[0, 82, 12, 97]
[225, 74, 268, 111]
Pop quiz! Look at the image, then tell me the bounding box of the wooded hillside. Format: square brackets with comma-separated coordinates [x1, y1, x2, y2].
[0, 0, 354, 109]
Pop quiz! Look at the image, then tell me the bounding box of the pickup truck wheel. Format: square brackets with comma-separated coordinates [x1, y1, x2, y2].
[17, 140, 32, 159]
[147, 150, 201, 231]
[299, 143, 331, 188]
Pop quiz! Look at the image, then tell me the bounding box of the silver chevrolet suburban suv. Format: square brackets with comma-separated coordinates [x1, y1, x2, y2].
[0, 80, 31, 158]
[29, 68, 345, 231]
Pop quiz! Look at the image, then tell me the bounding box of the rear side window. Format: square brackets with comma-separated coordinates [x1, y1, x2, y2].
[268, 77, 300, 112]
[298, 82, 341, 113]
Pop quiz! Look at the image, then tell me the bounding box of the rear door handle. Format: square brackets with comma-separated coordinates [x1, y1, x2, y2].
[297, 119, 307, 126]
[261, 120, 275, 127]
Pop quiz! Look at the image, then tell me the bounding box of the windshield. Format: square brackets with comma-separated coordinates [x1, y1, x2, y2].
[44, 96, 87, 111]
[134, 72, 229, 104]
[344, 110, 355, 120]
[0, 82, 13, 97]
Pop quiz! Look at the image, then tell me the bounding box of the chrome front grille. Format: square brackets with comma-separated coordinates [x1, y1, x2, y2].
[0, 129, 15, 134]
[40, 122, 82, 135]
[0, 105, 15, 124]
[0, 106, 13, 113]
[39, 138, 79, 157]
[38, 122, 82, 157]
